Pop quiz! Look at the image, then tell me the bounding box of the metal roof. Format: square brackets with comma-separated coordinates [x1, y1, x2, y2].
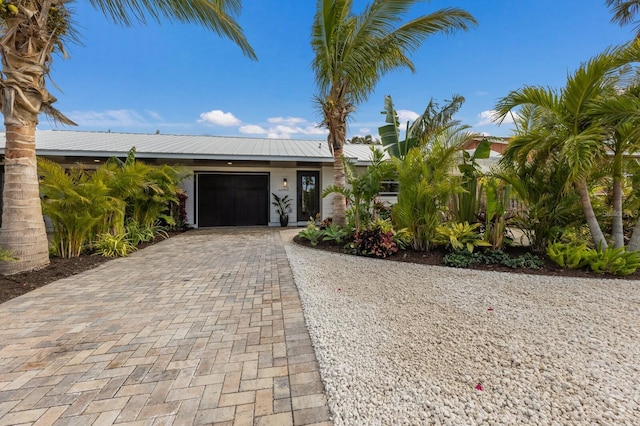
[0, 130, 382, 164]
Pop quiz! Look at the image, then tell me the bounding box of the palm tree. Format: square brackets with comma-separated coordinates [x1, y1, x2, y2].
[311, 0, 476, 225]
[0, 0, 255, 274]
[607, 0, 640, 38]
[494, 42, 640, 249]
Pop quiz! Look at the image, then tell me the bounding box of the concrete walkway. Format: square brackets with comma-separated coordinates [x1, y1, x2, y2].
[0, 229, 331, 426]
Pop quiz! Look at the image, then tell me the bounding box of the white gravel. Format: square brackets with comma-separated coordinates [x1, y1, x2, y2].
[283, 235, 640, 425]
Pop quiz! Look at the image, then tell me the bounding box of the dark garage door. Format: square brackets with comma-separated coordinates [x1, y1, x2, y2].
[198, 173, 269, 227]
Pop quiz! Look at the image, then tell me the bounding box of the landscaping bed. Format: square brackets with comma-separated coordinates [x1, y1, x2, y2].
[293, 235, 640, 280]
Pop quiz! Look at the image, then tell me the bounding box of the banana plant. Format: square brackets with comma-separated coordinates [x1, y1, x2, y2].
[378, 95, 419, 160]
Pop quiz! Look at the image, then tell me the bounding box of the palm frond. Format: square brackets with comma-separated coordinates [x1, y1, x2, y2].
[88, 0, 256, 59]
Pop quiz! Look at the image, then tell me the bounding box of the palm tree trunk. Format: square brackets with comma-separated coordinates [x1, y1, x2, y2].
[577, 179, 608, 250]
[628, 215, 640, 251]
[0, 124, 50, 274]
[611, 176, 625, 249]
[332, 145, 346, 226]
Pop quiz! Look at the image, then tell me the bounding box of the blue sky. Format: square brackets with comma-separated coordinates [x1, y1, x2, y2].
[40, 0, 632, 140]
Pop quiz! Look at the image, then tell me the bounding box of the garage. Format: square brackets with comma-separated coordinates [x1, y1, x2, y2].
[197, 173, 269, 227]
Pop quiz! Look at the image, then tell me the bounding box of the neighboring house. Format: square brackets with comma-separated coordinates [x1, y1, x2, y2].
[0, 130, 381, 228]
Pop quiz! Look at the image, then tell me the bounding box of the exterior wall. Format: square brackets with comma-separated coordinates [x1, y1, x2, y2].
[188, 165, 325, 228]
[182, 175, 196, 228]
[319, 164, 335, 223]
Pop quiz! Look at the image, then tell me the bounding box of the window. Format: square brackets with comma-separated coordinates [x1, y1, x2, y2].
[379, 181, 399, 195]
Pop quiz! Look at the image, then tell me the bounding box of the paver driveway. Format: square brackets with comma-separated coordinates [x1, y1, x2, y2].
[0, 228, 331, 425]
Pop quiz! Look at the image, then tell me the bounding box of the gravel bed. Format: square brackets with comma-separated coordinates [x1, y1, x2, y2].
[283, 239, 640, 425]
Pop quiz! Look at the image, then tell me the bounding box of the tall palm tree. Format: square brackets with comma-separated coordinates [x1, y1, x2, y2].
[494, 42, 640, 249]
[311, 0, 476, 225]
[0, 0, 255, 274]
[607, 0, 640, 38]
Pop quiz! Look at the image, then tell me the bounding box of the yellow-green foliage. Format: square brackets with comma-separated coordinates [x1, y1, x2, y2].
[93, 233, 137, 258]
[298, 222, 322, 246]
[547, 241, 640, 276]
[435, 221, 491, 253]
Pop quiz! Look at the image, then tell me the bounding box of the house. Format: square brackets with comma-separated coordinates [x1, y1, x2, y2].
[0, 130, 381, 228]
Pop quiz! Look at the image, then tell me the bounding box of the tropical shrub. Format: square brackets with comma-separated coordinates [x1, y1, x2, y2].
[481, 177, 511, 250]
[125, 219, 169, 246]
[346, 226, 398, 258]
[547, 241, 640, 276]
[443, 250, 544, 269]
[435, 221, 490, 253]
[298, 223, 323, 246]
[323, 148, 396, 231]
[392, 147, 459, 251]
[93, 233, 138, 258]
[321, 224, 349, 244]
[496, 139, 583, 253]
[169, 190, 189, 230]
[39, 158, 124, 258]
[546, 241, 591, 269]
[392, 228, 413, 250]
[452, 138, 492, 223]
[38, 149, 187, 258]
[586, 246, 640, 276]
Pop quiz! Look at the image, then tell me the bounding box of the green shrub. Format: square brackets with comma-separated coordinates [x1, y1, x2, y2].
[125, 219, 169, 246]
[546, 241, 591, 269]
[547, 241, 640, 276]
[443, 251, 476, 268]
[585, 246, 640, 276]
[443, 249, 544, 269]
[346, 227, 398, 258]
[298, 223, 323, 246]
[321, 224, 349, 244]
[93, 233, 138, 258]
[392, 228, 413, 250]
[435, 221, 491, 253]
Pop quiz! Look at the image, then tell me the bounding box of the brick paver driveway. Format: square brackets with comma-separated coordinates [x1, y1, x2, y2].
[0, 228, 331, 426]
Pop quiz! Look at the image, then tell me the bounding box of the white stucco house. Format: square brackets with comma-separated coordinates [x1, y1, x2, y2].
[0, 130, 382, 228]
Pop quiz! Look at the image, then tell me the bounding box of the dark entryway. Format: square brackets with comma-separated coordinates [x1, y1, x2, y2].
[197, 173, 269, 226]
[297, 171, 320, 222]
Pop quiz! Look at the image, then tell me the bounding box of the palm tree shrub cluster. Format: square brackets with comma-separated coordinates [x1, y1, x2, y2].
[494, 41, 640, 268]
[300, 38, 640, 277]
[38, 148, 187, 258]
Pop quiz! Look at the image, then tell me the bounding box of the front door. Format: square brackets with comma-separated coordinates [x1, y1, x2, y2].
[297, 171, 320, 222]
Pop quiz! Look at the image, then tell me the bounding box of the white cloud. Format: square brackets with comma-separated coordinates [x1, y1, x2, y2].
[397, 109, 420, 124]
[476, 110, 516, 127]
[267, 116, 307, 125]
[198, 110, 241, 126]
[239, 124, 267, 135]
[193, 112, 327, 139]
[359, 127, 371, 134]
[475, 90, 489, 96]
[253, 117, 328, 139]
[68, 109, 148, 127]
[145, 110, 164, 121]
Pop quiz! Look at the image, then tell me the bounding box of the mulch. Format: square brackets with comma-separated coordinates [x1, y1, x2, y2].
[293, 236, 640, 281]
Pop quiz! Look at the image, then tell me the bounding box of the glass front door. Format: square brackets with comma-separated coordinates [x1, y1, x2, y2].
[297, 171, 320, 222]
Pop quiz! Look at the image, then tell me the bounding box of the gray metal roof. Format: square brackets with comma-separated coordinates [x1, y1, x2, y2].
[0, 130, 382, 164]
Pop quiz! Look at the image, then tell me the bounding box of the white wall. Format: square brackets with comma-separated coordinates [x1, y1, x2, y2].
[320, 164, 335, 222]
[185, 165, 325, 228]
[182, 175, 196, 227]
